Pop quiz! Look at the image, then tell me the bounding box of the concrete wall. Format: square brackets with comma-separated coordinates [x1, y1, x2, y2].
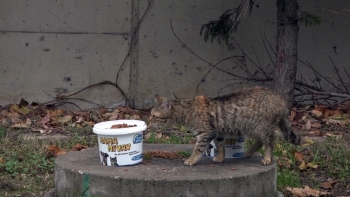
[1, 0, 349, 109]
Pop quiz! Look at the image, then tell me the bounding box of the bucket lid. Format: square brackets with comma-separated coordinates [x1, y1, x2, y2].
[93, 120, 147, 135]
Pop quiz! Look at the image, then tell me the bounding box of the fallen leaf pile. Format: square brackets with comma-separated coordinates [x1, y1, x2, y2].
[0, 98, 144, 134]
[290, 103, 350, 137]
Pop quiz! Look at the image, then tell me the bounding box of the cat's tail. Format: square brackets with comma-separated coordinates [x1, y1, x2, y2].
[279, 116, 304, 145]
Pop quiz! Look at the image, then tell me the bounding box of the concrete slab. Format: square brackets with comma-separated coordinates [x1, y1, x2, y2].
[55, 144, 277, 197]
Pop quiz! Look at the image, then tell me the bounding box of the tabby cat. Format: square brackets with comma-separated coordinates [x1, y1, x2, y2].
[149, 86, 304, 166]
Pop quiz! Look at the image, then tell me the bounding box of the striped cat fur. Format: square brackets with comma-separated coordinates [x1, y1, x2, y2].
[149, 86, 303, 166]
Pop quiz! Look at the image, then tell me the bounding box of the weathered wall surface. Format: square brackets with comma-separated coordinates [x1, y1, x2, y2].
[0, 0, 131, 110]
[0, 0, 349, 109]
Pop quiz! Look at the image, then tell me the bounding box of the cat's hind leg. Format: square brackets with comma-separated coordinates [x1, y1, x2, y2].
[213, 136, 225, 163]
[260, 128, 275, 165]
[184, 131, 216, 166]
[242, 138, 263, 158]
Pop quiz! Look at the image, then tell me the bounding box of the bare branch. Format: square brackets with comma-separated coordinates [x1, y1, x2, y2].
[116, 0, 154, 86]
[322, 8, 350, 19]
[329, 56, 348, 93]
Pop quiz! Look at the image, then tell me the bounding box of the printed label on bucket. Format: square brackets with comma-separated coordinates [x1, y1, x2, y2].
[204, 136, 245, 158]
[98, 133, 143, 166]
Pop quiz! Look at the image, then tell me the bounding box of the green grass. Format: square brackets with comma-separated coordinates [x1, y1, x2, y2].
[274, 136, 350, 195]
[0, 126, 98, 197]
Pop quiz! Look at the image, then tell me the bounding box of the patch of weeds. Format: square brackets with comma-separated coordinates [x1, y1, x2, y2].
[53, 126, 98, 149]
[0, 126, 99, 196]
[273, 139, 304, 191]
[0, 126, 7, 139]
[143, 152, 154, 160]
[308, 136, 350, 180]
[145, 130, 159, 144]
[275, 135, 350, 196]
[176, 150, 191, 158]
[277, 168, 301, 190]
[0, 130, 55, 196]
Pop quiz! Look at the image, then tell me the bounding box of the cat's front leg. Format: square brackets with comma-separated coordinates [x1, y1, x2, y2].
[184, 131, 215, 166]
[213, 136, 225, 163]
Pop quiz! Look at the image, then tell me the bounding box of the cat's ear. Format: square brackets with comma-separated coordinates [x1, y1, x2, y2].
[155, 94, 165, 103]
[154, 94, 171, 110]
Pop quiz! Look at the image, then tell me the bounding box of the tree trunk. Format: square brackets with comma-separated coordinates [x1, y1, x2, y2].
[273, 0, 299, 109]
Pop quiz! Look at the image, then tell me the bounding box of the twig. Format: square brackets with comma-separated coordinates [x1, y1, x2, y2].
[229, 0, 247, 35]
[52, 101, 82, 110]
[195, 56, 241, 94]
[39, 80, 122, 109]
[322, 8, 350, 19]
[302, 88, 350, 98]
[299, 59, 343, 92]
[116, 0, 154, 86]
[329, 56, 348, 93]
[170, 20, 244, 78]
[260, 31, 275, 69]
[68, 81, 122, 98]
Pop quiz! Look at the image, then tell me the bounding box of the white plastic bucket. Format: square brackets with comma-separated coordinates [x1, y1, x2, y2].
[93, 120, 147, 166]
[204, 136, 245, 158]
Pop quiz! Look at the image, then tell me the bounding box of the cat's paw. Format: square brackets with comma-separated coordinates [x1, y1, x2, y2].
[184, 158, 196, 166]
[213, 155, 224, 163]
[261, 158, 271, 165]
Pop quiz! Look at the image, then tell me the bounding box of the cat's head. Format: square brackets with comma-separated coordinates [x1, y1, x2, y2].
[148, 94, 172, 129]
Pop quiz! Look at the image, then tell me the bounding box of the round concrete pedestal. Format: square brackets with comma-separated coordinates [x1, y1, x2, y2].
[55, 144, 277, 197]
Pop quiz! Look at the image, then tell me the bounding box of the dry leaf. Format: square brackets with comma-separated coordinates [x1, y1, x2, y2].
[109, 113, 119, 120]
[294, 152, 304, 163]
[130, 114, 141, 120]
[41, 111, 51, 129]
[306, 162, 318, 169]
[55, 150, 67, 156]
[311, 110, 322, 118]
[11, 123, 30, 128]
[290, 108, 297, 121]
[144, 132, 151, 141]
[278, 157, 292, 168]
[319, 180, 337, 190]
[311, 122, 322, 128]
[71, 144, 88, 151]
[286, 186, 331, 197]
[12, 104, 31, 115]
[330, 109, 342, 116]
[75, 116, 85, 123]
[309, 130, 322, 136]
[0, 157, 4, 163]
[58, 115, 73, 124]
[47, 145, 66, 158]
[323, 108, 330, 119]
[305, 120, 312, 130]
[299, 161, 307, 170]
[155, 132, 162, 139]
[302, 138, 314, 147]
[25, 118, 32, 126]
